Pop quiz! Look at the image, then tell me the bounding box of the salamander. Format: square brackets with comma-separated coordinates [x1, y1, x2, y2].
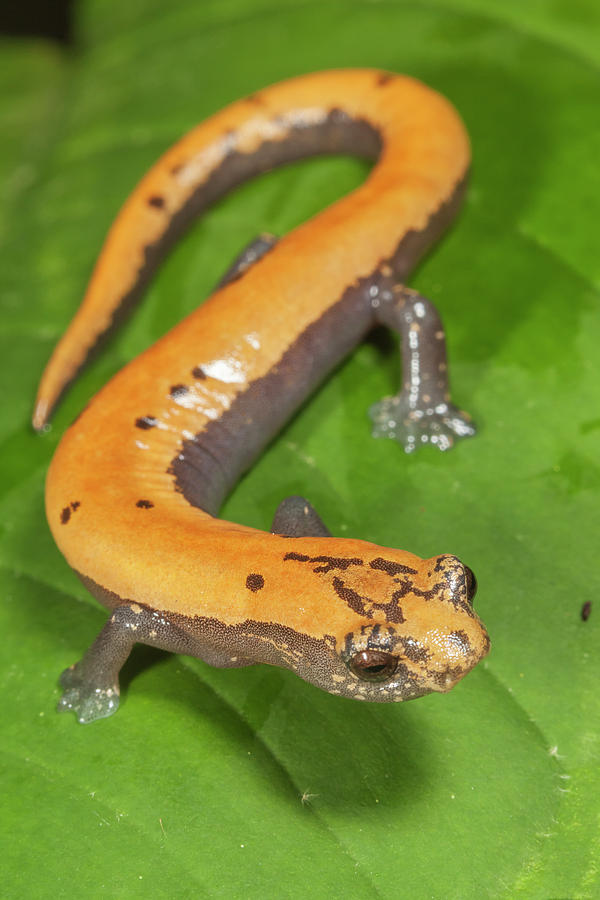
[33, 69, 490, 724]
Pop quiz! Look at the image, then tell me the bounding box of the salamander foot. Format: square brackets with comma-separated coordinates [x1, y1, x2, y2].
[57, 663, 120, 723]
[369, 394, 475, 453]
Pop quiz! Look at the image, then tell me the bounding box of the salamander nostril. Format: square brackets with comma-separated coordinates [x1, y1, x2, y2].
[348, 650, 398, 682]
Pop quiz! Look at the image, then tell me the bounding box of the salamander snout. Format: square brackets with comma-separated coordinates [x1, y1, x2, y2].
[335, 553, 490, 701]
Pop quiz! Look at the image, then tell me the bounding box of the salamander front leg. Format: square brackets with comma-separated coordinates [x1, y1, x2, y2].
[369, 286, 476, 453]
[58, 604, 200, 723]
[215, 232, 279, 289]
[271, 495, 332, 538]
[58, 605, 143, 723]
[59, 603, 254, 723]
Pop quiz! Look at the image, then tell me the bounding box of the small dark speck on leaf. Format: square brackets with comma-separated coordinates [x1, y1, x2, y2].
[581, 601, 592, 621]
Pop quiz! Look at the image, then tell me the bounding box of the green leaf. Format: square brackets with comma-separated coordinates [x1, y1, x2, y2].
[2, 1, 600, 896]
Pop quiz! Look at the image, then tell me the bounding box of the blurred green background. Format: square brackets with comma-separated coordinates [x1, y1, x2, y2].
[1, 0, 599, 897]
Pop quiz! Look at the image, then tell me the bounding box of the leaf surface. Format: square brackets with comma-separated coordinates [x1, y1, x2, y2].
[1, 1, 599, 897]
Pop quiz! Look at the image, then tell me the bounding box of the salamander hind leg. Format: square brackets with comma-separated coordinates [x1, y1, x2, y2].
[369, 286, 476, 453]
[271, 495, 332, 538]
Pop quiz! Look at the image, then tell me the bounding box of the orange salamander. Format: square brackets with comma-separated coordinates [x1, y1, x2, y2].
[33, 69, 490, 723]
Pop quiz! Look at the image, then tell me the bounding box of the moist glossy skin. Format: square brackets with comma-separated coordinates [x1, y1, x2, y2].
[34, 69, 490, 722]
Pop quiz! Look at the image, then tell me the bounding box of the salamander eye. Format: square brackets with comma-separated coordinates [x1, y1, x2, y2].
[465, 566, 477, 602]
[347, 650, 398, 683]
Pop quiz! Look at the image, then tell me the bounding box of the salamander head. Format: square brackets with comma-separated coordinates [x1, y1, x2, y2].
[337, 553, 489, 701]
[285, 548, 489, 702]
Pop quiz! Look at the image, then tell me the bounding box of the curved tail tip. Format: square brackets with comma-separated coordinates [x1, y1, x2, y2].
[32, 398, 50, 432]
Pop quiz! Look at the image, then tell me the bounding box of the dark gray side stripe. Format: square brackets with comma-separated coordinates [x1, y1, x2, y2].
[60, 111, 382, 410]
[168, 174, 467, 516]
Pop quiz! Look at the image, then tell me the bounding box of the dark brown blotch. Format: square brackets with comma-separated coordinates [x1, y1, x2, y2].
[428, 664, 466, 687]
[191, 366, 207, 380]
[332, 577, 370, 617]
[370, 557, 418, 577]
[148, 195, 165, 209]
[450, 629, 472, 655]
[377, 594, 406, 624]
[170, 384, 189, 399]
[376, 72, 394, 86]
[61, 501, 81, 524]
[136, 499, 154, 509]
[397, 636, 431, 664]
[391, 581, 412, 601]
[135, 416, 159, 430]
[284, 552, 363, 574]
[410, 583, 441, 603]
[246, 573, 265, 592]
